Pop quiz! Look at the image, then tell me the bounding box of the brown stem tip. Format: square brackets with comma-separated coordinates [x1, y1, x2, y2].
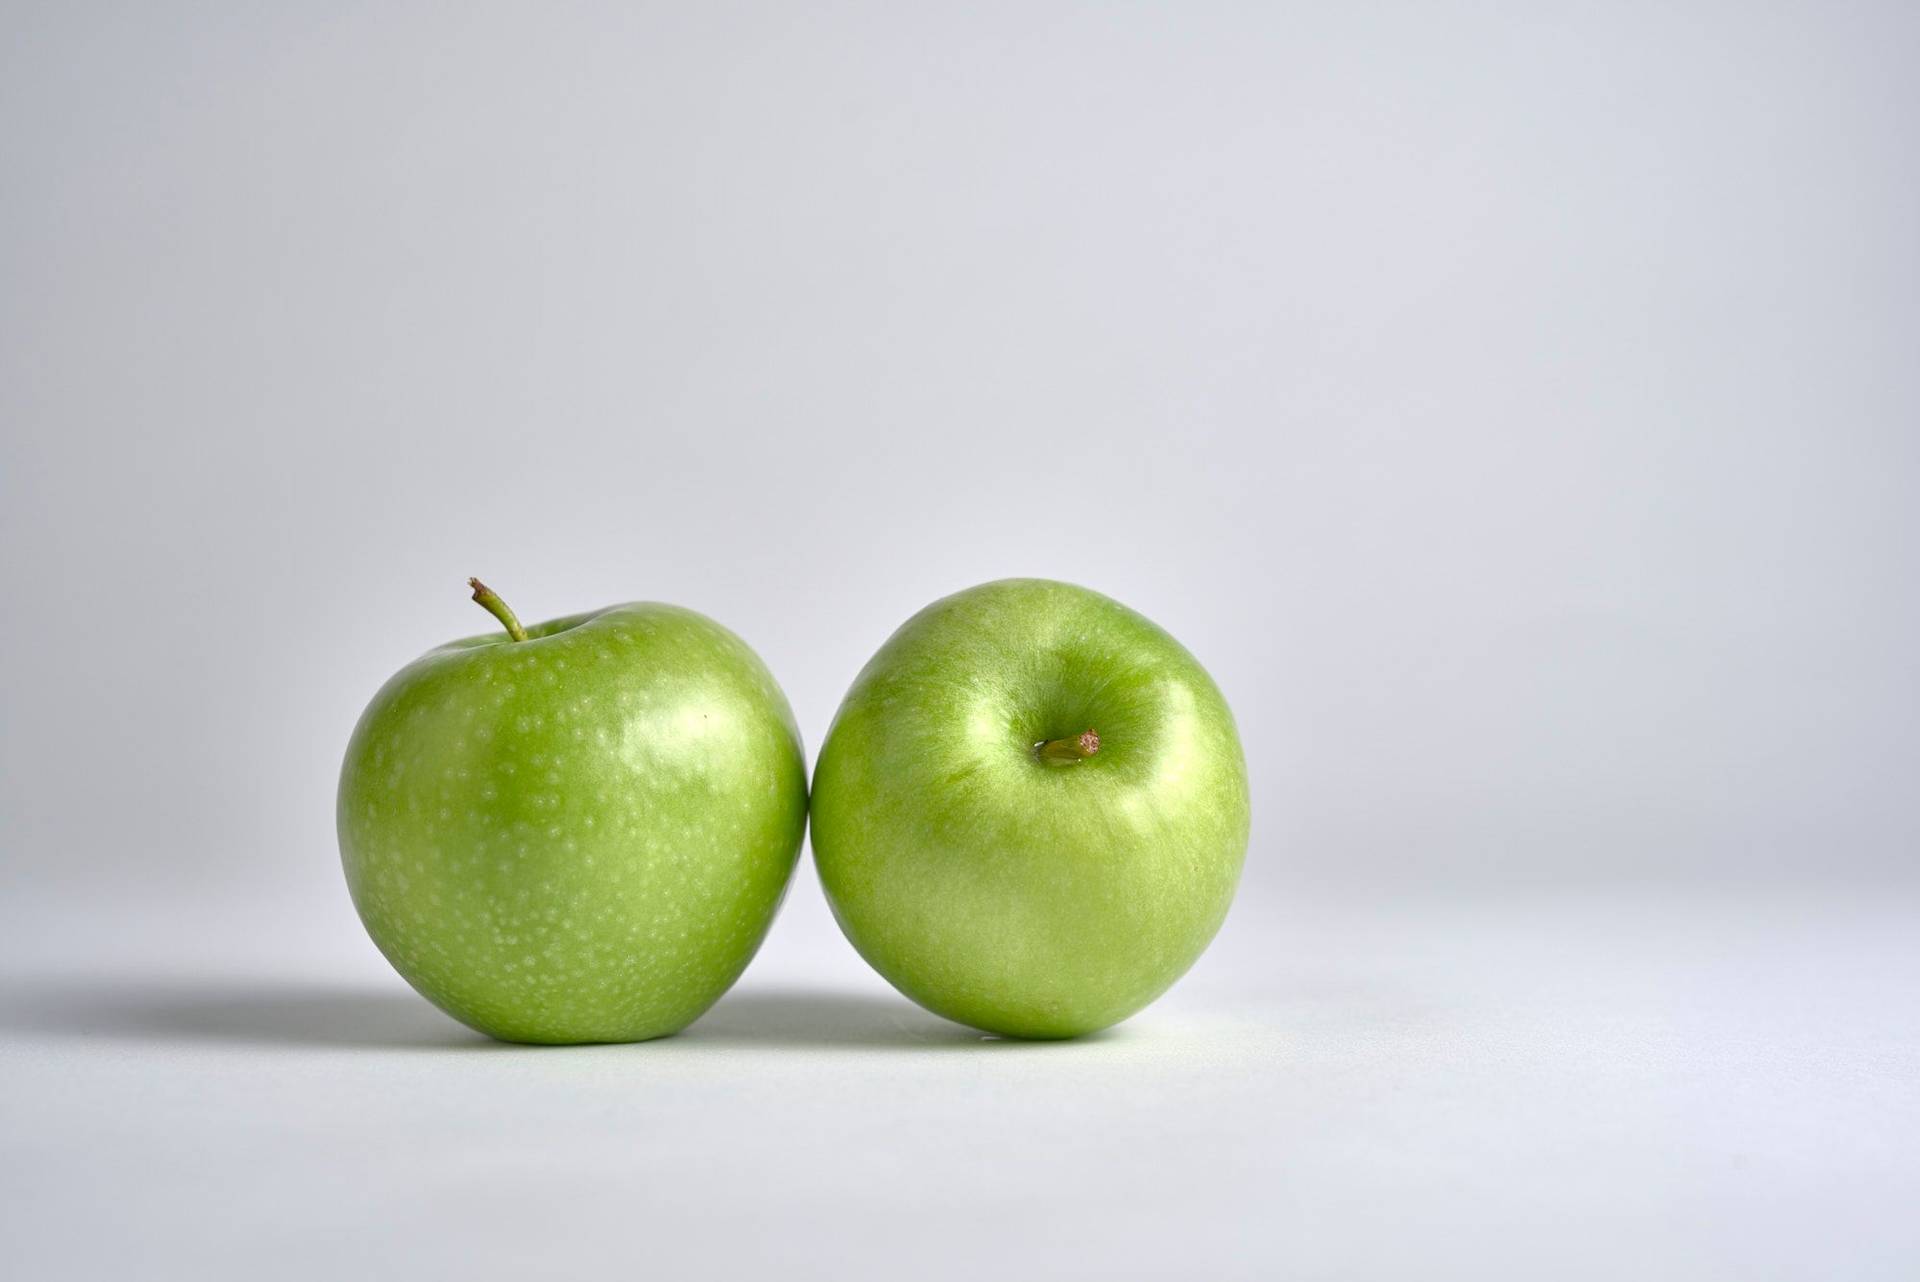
[468, 577, 529, 642]
[1037, 729, 1100, 763]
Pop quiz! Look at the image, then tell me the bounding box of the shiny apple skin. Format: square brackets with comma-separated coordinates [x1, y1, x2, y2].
[811, 579, 1250, 1039]
[338, 604, 807, 1044]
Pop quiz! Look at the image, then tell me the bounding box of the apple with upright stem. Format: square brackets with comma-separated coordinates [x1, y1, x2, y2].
[338, 579, 808, 1043]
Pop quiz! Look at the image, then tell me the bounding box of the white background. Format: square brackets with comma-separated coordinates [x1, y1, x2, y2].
[2, 4, 1915, 1278]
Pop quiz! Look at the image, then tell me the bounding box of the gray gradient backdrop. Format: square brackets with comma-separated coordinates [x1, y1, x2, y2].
[6, 2, 1915, 901]
[2, 4, 1916, 1279]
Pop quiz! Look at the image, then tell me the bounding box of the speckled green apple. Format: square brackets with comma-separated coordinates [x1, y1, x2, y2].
[811, 579, 1250, 1039]
[338, 581, 807, 1044]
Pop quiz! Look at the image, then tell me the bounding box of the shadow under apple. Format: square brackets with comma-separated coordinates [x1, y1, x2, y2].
[683, 986, 1049, 1050]
[0, 977, 491, 1050]
[0, 977, 1103, 1052]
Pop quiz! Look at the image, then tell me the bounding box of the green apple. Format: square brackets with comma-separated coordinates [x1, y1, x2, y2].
[337, 580, 807, 1044]
[811, 579, 1250, 1039]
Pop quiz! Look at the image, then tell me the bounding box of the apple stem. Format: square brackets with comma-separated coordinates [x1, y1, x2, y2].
[468, 577, 529, 642]
[1037, 729, 1100, 763]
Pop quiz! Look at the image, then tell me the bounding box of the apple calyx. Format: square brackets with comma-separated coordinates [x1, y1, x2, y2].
[468, 577, 530, 642]
[1036, 729, 1100, 764]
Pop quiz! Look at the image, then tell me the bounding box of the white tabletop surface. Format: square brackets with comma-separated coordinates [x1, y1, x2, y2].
[3, 877, 1915, 1281]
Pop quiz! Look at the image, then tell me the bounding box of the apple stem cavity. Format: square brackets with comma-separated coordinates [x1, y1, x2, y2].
[468, 577, 530, 642]
[1036, 729, 1100, 764]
